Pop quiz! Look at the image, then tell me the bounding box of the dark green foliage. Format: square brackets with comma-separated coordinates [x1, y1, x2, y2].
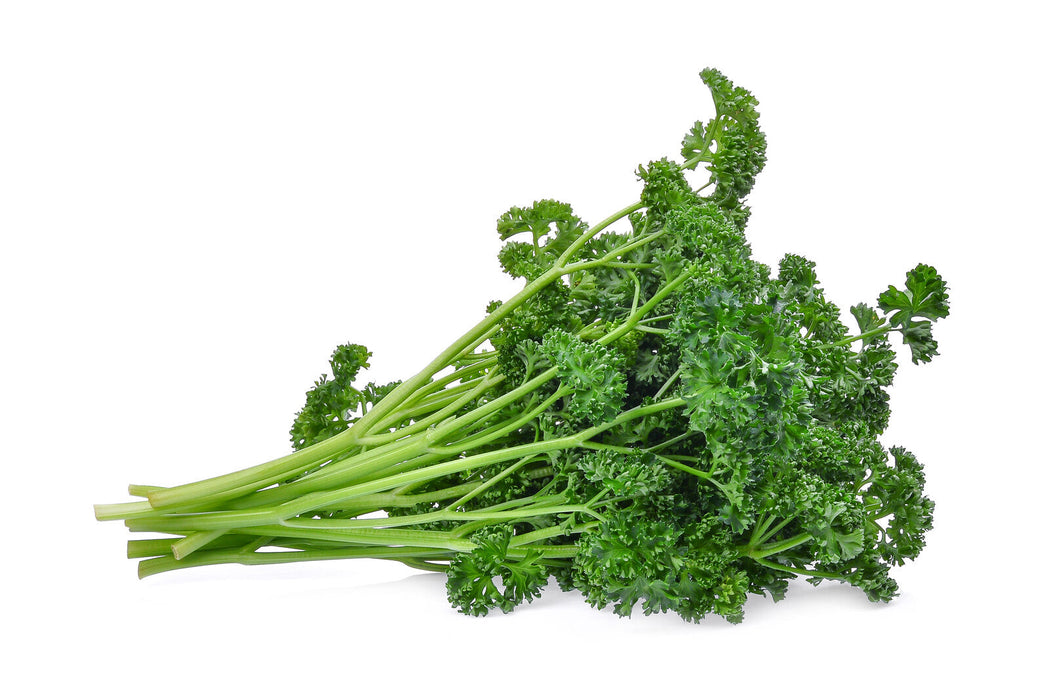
[867, 447, 936, 565]
[794, 422, 883, 486]
[540, 329, 628, 426]
[851, 302, 882, 337]
[673, 286, 812, 475]
[878, 263, 950, 363]
[290, 343, 402, 450]
[496, 199, 586, 281]
[777, 254, 847, 344]
[579, 450, 671, 499]
[668, 204, 766, 287]
[638, 158, 698, 224]
[279, 70, 947, 623]
[446, 525, 548, 616]
[443, 70, 944, 622]
[572, 512, 749, 623]
[681, 67, 768, 227]
[489, 281, 576, 386]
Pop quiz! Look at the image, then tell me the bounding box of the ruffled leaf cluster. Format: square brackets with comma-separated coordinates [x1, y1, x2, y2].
[290, 344, 401, 450]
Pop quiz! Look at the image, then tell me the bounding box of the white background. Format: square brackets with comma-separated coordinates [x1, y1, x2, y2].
[3, 1, 1046, 697]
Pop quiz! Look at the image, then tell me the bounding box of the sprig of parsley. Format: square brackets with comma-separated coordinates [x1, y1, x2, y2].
[96, 69, 950, 625]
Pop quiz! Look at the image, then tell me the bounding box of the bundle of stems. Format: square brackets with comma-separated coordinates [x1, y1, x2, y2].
[95, 201, 679, 579]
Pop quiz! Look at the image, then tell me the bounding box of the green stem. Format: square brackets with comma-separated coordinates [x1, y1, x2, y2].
[748, 515, 776, 547]
[226, 449, 442, 511]
[434, 388, 568, 457]
[654, 366, 683, 400]
[171, 529, 228, 560]
[356, 372, 504, 447]
[365, 376, 489, 436]
[446, 456, 537, 511]
[748, 532, 813, 559]
[426, 369, 560, 446]
[824, 325, 894, 348]
[562, 229, 667, 279]
[652, 454, 713, 480]
[128, 538, 182, 559]
[750, 559, 845, 580]
[510, 523, 598, 547]
[368, 362, 498, 434]
[277, 503, 596, 531]
[599, 266, 695, 346]
[555, 201, 644, 268]
[640, 313, 674, 324]
[646, 431, 695, 454]
[292, 482, 479, 518]
[123, 433, 585, 533]
[399, 559, 450, 573]
[754, 516, 796, 546]
[137, 546, 460, 579]
[144, 427, 361, 510]
[237, 525, 474, 551]
[628, 270, 642, 317]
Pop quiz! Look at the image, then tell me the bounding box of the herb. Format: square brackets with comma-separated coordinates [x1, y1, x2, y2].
[96, 69, 948, 624]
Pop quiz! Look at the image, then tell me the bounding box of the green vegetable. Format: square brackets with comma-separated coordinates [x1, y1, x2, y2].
[95, 68, 949, 624]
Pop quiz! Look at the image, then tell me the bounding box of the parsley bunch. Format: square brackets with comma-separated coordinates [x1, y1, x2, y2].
[96, 69, 949, 624]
